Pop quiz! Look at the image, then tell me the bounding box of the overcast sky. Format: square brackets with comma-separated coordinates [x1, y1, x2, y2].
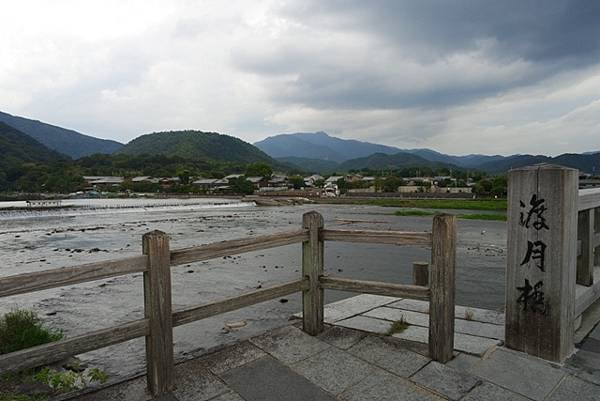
[1, 0, 599, 155]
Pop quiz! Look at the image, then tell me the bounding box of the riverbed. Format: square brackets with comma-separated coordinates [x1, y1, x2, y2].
[0, 198, 507, 381]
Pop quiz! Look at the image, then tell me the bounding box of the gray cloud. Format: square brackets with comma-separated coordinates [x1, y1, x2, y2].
[234, 0, 600, 110]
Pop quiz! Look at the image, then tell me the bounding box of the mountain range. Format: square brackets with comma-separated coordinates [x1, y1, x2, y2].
[255, 132, 600, 174]
[0, 110, 598, 174]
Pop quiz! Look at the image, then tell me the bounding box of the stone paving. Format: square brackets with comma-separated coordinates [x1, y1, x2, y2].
[67, 295, 600, 401]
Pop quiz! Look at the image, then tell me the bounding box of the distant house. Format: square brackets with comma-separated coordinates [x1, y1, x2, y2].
[132, 176, 160, 184]
[268, 175, 289, 187]
[246, 176, 268, 189]
[304, 174, 324, 187]
[361, 176, 376, 183]
[83, 176, 124, 189]
[325, 176, 344, 184]
[193, 178, 218, 191]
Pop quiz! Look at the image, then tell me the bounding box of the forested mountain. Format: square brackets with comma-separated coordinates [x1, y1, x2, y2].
[255, 131, 401, 162]
[276, 157, 340, 173]
[477, 153, 600, 174]
[404, 149, 506, 168]
[0, 122, 65, 169]
[338, 151, 455, 171]
[119, 130, 278, 165]
[0, 111, 123, 158]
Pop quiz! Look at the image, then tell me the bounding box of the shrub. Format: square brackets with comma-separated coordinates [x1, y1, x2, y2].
[0, 309, 63, 354]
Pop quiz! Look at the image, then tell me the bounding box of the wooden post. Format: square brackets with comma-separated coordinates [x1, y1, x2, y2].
[413, 262, 429, 286]
[505, 164, 578, 363]
[142, 230, 174, 396]
[302, 211, 325, 336]
[577, 209, 594, 286]
[429, 214, 456, 363]
[595, 208, 600, 267]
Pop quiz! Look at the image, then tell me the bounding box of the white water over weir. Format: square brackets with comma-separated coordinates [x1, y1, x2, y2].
[0, 198, 255, 220]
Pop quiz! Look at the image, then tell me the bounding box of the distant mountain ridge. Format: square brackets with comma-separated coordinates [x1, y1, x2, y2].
[255, 131, 400, 162]
[255, 132, 506, 167]
[256, 131, 600, 173]
[118, 130, 279, 165]
[0, 111, 123, 159]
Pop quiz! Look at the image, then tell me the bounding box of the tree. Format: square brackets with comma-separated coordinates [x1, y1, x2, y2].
[246, 162, 273, 178]
[288, 175, 304, 189]
[228, 177, 254, 195]
[176, 168, 191, 185]
[382, 176, 402, 192]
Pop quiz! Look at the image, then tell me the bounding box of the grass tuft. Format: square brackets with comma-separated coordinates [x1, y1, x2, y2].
[386, 318, 410, 335]
[0, 309, 63, 355]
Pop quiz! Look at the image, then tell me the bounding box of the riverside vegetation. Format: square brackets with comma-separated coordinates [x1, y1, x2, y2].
[0, 310, 108, 401]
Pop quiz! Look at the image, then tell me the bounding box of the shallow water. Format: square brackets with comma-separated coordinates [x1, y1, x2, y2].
[0, 198, 507, 380]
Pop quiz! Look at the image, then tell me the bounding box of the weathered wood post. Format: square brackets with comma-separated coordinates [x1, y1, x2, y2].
[302, 211, 325, 336]
[505, 164, 578, 362]
[595, 208, 600, 267]
[142, 230, 174, 396]
[577, 209, 595, 286]
[429, 214, 457, 363]
[413, 262, 429, 286]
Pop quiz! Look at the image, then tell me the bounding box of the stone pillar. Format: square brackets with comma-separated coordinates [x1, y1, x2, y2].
[505, 164, 578, 362]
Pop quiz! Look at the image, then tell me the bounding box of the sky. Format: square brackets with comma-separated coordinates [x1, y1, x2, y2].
[1, 0, 599, 156]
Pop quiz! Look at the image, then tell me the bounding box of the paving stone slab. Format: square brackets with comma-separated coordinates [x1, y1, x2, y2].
[151, 393, 179, 401]
[446, 353, 481, 372]
[249, 325, 330, 364]
[392, 325, 499, 356]
[348, 335, 430, 377]
[70, 376, 152, 401]
[172, 362, 231, 401]
[365, 306, 504, 340]
[208, 392, 246, 401]
[567, 349, 600, 385]
[411, 361, 480, 400]
[341, 369, 443, 401]
[387, 299, 504, 325]
[580, 337, 600, 353]
[364, 307, 429, 326]
[461, 382, 529, 401]
[292, 347, 377, 395]
[471, 348, 565, 401]
[295, 294, 399, 323]
[317, 325, 367, 350]
[202, 341, 266, 375]
[221, 356, 336, 401]
[336, 315, 393, 334]
[547, 375, 600, 401]
[589, 323, 600, 341]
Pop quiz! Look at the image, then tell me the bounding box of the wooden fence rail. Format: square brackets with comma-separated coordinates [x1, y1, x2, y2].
[0, 211, 456, 398]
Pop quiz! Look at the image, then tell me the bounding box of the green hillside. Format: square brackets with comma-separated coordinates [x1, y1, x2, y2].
[338, 151, 455, 171]
[119, 130, 277, 165]
[0, 122, 65, 170]
[276, 156, 340, 173]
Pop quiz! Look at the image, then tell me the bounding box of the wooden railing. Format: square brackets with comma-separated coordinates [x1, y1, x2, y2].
[576, 187, 600, 317]
[0, 211, 456, 398]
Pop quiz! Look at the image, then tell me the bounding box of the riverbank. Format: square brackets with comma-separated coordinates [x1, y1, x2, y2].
[315, 197, 507, 211]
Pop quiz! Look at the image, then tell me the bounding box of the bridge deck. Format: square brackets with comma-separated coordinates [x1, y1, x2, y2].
[65, 295, 600, 401]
